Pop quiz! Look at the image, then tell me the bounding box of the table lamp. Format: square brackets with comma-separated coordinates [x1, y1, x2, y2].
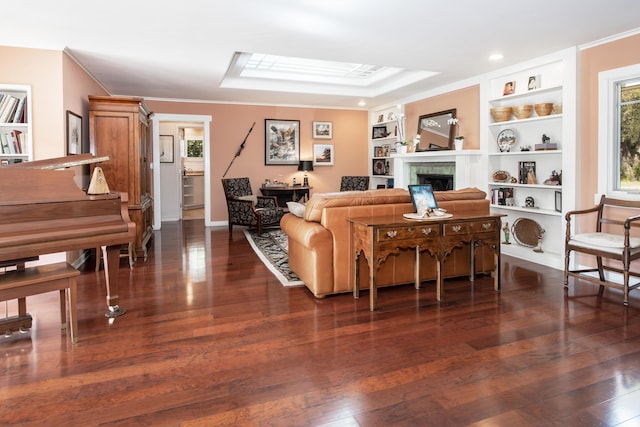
[298, 160, 313, 186]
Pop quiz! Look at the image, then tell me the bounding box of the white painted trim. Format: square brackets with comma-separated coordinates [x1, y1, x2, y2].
[597, 63, 640, 199]
[151, 113, 212, 228]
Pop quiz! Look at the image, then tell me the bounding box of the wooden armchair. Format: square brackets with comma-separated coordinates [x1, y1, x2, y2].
[564, 195, 640, 305]
[221, 177, 284, 235]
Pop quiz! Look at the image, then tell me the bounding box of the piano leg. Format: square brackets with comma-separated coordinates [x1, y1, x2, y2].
[101, 245, 127, 318]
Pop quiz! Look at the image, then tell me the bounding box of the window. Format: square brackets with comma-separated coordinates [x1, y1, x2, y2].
[598, 64, 640, 197]
[618, 80, 640, 190]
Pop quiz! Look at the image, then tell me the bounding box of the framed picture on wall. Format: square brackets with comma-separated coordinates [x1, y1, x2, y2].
[160, 135, 174, 163]
[265, 119, 300, 165]
[312, 121, 332, 139]
[66, 110, 82, 155]
[313, 143, 334, 166]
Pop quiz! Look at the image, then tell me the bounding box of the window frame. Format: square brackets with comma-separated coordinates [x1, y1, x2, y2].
[598, 63, 640, 199]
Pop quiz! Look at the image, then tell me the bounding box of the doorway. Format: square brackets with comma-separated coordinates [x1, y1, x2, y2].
[151, 114, 212, 229]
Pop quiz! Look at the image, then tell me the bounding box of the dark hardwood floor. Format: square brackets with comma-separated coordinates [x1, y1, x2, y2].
[2, 220, 640, 426]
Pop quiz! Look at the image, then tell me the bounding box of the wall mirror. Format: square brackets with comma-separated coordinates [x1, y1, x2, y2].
[417, 108, 456, 151]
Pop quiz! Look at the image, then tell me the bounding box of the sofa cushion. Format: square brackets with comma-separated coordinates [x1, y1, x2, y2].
[286, 201, 306, 217]
[304, 188, 410, 222]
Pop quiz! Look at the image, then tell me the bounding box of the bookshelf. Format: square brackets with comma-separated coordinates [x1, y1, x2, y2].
[0, 84, 32, 165]
[484, 50, 576, 269]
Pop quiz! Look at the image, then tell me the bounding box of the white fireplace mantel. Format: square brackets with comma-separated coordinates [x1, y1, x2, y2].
[392, 150, 483, 189]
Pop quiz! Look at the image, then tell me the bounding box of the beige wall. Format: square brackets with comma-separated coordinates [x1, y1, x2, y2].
[405, 85, 480, 149]
[579, 33, 640, 209]
[145, 100, 368, 222]
[0, 46, 63, 160]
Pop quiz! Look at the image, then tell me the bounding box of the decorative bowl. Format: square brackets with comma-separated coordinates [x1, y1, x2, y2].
[552, 103, 563, 114]
[492, 170, 511, 182]
[432, 208, 447, 217]
[512, 105, 533, 119]
[534, 103, 553, 116]
[490, 106, 513, 122]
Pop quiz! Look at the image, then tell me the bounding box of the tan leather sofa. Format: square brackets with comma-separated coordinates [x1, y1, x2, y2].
[280, 187, 493, 298]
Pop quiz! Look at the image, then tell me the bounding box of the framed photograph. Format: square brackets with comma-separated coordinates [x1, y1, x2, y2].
[313, 143, 334, 166]
[528, 74, 541, 91]
[265, 119, 300, 165]
[555, 191, 562, 212]
[372, 159, 386, 175]
[374, 146, 384, 157]
[66, 110, 82, 155]
[372, 125, 387, 139]
[312, 121, 332, 139]
[503, 80, 516, 96]
[377, 114, 384, 123]
[160, 135, 174, 163]
[382, 144, 391, 156]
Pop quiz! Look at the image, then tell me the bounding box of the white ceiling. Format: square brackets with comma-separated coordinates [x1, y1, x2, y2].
[3, 0, 640, 109]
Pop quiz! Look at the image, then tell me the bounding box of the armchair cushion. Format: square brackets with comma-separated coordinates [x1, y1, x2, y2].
[571, 232, 640, 249]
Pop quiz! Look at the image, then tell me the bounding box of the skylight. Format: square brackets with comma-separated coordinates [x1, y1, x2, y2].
[221, 52, 437, 98]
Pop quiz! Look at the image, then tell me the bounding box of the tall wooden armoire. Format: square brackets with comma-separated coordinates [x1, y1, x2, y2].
[89, 95, 153, 261]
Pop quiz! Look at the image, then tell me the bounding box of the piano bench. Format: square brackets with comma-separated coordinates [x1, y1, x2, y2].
[0, 262, 80, 344]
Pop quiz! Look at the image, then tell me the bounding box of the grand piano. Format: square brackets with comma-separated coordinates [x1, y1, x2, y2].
[0, 155, 136, 322]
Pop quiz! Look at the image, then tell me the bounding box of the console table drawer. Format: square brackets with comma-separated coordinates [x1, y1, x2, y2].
[376, 225, 440, 242]
[443, 222, 473, 236]
[472, 220, 499, 233]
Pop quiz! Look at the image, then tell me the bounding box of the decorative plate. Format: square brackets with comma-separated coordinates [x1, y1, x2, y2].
[497, 129, 516, 152]
[492, 170, 511, 182]
[511, 218, 544, 247]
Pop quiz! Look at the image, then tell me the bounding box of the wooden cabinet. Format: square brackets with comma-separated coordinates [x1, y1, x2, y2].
[89, 95, 153, 261]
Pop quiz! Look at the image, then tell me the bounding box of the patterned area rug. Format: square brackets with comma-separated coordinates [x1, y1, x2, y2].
[243, 228, 303, 287]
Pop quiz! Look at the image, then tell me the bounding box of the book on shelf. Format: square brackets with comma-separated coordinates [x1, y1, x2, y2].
[518, 161, 537, 184]
[0, 94, 26, 123]
[492, 187, 514, 206]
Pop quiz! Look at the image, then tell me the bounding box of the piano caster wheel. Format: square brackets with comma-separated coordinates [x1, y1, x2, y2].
[4, 330, 12, 338]
[19, 327, 29, 334]
[105, 305, 126, 319]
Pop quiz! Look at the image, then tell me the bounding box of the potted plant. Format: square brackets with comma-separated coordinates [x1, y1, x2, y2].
[395, 140, 408, 154]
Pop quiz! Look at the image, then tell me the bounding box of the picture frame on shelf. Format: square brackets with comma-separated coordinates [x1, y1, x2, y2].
[313, 143, 334, 166]
[528, 74, 541, 91]
[382, 144, 391, 156]
[159, 135, 174, 163]
[374, 146, 384, 157]
[66, 110, 82, 155]
[372, 125, 387, 139]
[555, 191, 562, 212]
[312, 121, 332, 139]
[265, 119, 300, 165]
[377, 114, 384, 123]
[372, 159, 386, 176]
[503, 80, 516, 96]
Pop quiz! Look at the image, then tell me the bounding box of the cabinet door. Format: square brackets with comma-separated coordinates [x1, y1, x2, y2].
[91, 111, 136, 201]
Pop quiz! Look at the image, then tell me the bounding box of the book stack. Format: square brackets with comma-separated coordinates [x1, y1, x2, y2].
[0, 94, 27, 123]
[0, 130, 26, 154]
[491, 187, 514, 206]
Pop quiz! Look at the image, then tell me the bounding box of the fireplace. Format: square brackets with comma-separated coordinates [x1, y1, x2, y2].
[417, 173, 454, 191]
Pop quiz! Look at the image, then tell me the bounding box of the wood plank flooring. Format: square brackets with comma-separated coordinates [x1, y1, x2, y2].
[2, 219, 640, 426]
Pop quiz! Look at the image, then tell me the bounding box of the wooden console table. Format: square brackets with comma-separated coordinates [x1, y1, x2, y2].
[348, 213, 505, 311]
[260, 185, 312, 208]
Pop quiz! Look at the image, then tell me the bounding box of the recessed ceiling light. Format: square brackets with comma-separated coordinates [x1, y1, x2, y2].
[489, 53, 504, 61]
[358, 100, 367, 106]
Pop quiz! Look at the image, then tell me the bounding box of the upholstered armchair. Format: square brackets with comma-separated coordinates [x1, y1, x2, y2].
[221, 177, 284, 235]
[339, 176, 370, 191]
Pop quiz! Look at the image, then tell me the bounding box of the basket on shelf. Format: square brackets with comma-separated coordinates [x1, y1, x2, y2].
[512, 105, 533, 119]
[534, 103, 553, 116]
[490, 106, 513, 122]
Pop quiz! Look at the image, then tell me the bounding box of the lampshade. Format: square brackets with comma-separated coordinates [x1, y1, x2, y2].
[298, 160, 314, 172]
